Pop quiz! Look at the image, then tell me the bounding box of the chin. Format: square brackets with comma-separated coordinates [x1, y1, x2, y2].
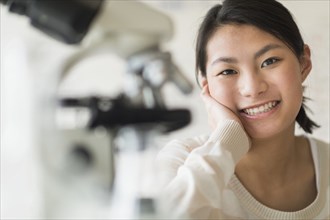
[246, 122, 296, 141]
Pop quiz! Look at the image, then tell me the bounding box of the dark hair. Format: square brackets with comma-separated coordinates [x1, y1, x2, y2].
[195, 0, 319, 133]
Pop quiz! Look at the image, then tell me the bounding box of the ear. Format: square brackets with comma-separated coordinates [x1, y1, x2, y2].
[300, 44, 312, 82]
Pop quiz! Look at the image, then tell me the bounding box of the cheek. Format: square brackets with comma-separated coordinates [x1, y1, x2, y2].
[277, 61, 303, 90]
[276, 69, 304, 99]
[272, 68, 304, 114]
[208, 79, 236, 108]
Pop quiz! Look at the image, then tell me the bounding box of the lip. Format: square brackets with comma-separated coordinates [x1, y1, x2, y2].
[239, 100, 281, 119]
[240, 100, 279, 110]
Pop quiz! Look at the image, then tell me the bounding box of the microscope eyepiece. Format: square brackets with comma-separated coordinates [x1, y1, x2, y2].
[0, 0, 9, 4]
[1, 0, 103, 44]
[0, 0, 30, 15]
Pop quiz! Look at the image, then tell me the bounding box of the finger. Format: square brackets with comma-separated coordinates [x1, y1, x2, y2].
[203, 84, 210, 95]
[200, 90, 212, 106]
[200, 85, 212, 101]
[200, 85, 207, 95]
[201, 88, 218, 107]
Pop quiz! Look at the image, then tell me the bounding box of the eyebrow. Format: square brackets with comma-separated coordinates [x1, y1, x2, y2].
[210, 43, 283, 66]
[254, 43, 283, 59]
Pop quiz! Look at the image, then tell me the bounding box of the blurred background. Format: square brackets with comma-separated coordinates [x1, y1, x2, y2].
[1, 0, 329, 219]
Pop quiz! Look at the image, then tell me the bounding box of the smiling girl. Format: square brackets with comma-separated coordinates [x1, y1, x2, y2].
[157, 0, 329, 219]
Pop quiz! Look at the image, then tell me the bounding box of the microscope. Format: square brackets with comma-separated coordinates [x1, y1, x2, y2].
[1, 0, 192, 218]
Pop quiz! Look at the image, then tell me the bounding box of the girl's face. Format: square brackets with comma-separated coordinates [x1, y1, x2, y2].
[205, 24, 311, 139]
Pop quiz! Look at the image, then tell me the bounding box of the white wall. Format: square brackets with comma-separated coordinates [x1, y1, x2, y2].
[1, 1, 329, 219]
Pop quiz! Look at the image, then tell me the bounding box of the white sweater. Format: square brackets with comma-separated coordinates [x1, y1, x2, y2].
[157, 120, 329, 219]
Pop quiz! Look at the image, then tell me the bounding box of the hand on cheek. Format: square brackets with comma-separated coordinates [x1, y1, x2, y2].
[200, 84, 242, 130]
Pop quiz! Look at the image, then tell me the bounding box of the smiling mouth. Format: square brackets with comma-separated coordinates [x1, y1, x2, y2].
[241, 101, 280, 116]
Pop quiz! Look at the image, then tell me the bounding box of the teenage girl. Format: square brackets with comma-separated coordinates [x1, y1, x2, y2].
[157, 0, 329, 219]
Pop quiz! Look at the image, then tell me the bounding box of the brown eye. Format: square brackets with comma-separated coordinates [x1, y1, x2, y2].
[218, 69, 237, 76]
[261, 57, 280, 68]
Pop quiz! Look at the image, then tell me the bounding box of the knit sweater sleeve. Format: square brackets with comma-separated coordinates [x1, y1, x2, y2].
[157, 120, 250, 218]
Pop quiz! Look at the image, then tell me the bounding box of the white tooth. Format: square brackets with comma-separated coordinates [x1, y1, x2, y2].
[244, 101, 278, 115]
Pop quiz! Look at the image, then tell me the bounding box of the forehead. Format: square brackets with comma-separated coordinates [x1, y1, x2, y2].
[206, 24, 286, 57]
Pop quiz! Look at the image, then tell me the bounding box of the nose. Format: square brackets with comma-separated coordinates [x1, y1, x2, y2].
[239, 71, 268, 98]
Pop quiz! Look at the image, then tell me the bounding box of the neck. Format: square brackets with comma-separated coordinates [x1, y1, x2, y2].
[235, 125, 316, 211]
[237, 124, 299, 182]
